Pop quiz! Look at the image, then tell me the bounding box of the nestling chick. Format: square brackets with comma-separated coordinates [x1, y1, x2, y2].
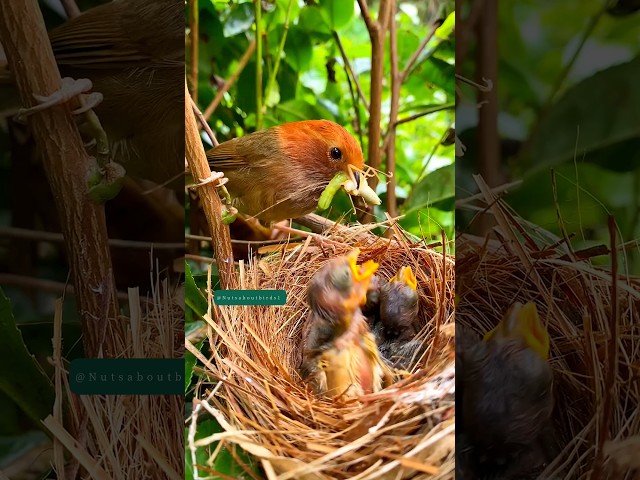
[378, 266, 419, 342]
[458, 302, 555, 479]
[300, 249, 394, 397]
[373, 267, 422, 369]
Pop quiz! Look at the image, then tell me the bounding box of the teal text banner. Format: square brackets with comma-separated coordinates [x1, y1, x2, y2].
[69, 359, 183, 395]
[214, 289, 287, 306]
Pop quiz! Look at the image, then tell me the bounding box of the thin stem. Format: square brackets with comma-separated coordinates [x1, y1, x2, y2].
[399, 20, 439, 85]
[185, 80, 235, 289]
[60, 0, 81, 18]
[265, 0, 294, 106]
[189, 0, 199, 103]
[332, 31, 370, 111]
[356, 0, 374, 31]
[255, 0, 263, 130]
[405, 125, 452, 207]
[386, 0, 399, 218]
[516, 3, 607, 164]
[0, 0, 121, 356]
[193, 98, 219, 146]
[204, 40, 256, 120]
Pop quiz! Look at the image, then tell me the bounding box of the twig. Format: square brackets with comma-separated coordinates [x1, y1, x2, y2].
[476, 0, 500, 193]
[189, 0, 199, 103]
[60, 0, 81, 18]
[204, 40, 256, 120]
[254, 0, 263, 130]
[455, 0, 485, 70]
[356, 0, 374, 31]
[265, 0, 294, 108]
[0, 0, 120, 357]
[405, 125, 452, 208]
[395, 103, 455, 127]
[0, 226, 184, 250]
[593, 216, 620, 479]
[185, 79, 235, 288]
[385, 0, 399, 218]
[358, 0, 392, 224]
[192, 98, 219, 147]
[399, 20, 439, 85]
[332, 31, 370, 111]
[0, 273, 139, 303]
[381, 103, 455, 155]
[515, 3, 607, 165]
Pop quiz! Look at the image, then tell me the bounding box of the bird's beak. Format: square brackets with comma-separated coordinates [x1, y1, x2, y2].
[342, 165, 382, 206]
[345, 248, 379, 308]
[484, 302, 550, 360]
[391, 266, 417, 290]
[354, 170, 361, 189]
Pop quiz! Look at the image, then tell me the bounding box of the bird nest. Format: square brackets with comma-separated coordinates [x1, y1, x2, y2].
[457, 179, 640, 479]
[196, 221, 455, 479]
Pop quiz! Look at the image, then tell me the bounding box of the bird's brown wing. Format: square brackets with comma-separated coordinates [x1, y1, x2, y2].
[206, 139, 251, 170]
[49, 0, 182, 69]
[207, 128, 281, 170]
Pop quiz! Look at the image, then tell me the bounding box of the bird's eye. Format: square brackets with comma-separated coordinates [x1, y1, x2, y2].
[329, 265, 352, 291]
[329, 147, 342, 160]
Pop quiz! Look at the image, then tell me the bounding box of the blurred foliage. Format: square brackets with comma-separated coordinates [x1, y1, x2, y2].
[456, 1, 640, 273]
[191, 0, 455, 242]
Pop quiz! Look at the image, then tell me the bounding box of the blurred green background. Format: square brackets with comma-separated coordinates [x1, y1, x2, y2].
[456, 0, 640, 273]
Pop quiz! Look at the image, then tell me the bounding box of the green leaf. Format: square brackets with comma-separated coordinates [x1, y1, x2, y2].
[407, 163, 455, 209]
[0, 289, 55, 431]
[319, 0, 354, 30]
[284, 27, 313, 71]
[184, 339, 203, 393]
[223, 2, 255, 37]
[185, 262, 208, 319]
[528, 56, 640, 173]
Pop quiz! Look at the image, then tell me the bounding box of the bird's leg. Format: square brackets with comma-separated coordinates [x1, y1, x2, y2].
[193, 171, 237, 224]
[14, 77, 127, 203]
[15, 77, 101, 120]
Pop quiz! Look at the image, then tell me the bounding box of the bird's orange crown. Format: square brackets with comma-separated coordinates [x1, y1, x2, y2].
[278, 120, 365, 172]
[484, 302, 550, 360]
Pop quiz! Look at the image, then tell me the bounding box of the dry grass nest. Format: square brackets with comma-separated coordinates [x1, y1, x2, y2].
[48, 279, 184, 480]
[457, 178, 640, 479]
[199, 221, 455, 480]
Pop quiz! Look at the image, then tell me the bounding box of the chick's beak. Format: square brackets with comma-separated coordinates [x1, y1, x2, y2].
[484, 302, 550, 360]
[391, 266, 417, 291]
[345, 249, 379, 309]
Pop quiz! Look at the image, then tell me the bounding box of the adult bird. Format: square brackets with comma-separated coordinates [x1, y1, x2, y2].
[207, 120, 381, 223]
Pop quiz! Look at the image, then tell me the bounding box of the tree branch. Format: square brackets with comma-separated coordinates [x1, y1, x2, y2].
[386, 0, 399, 219]
[332, 31, 370, 111]
[356, 0, 374, 32]
[0, 0, 120, 357]
[184, 80, 235, 289]
[189, 0, 199, 103]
